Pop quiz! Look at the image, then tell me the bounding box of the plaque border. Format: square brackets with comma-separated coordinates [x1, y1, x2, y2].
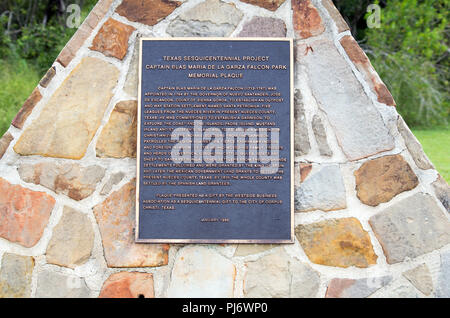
[136, 38, 294, 244]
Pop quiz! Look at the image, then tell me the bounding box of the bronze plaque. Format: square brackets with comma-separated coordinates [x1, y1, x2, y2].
[136, 38, 294, 243]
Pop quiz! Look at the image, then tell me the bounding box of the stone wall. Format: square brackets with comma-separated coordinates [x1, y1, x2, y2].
[0, 0, 449, 298]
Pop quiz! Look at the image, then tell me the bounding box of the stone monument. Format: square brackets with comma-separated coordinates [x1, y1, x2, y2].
[0, 0, 449, 298]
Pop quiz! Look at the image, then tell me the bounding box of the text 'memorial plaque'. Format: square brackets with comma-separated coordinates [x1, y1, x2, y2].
[136, 38, 294, 243]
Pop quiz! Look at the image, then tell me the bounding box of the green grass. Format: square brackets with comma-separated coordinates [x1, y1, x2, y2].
[412, 128, 450, 182]
[0, 58, 40, 136]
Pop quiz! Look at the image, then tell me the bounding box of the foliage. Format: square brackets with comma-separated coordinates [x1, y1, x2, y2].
[0, 0, 97, 75]
[362, 0, 449, 127]
[0, 58, 40, 136]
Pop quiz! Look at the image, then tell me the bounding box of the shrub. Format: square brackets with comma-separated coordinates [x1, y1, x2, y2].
[363, 0, 449, 127]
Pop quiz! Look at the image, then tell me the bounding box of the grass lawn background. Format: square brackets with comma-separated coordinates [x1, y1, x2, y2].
[0, 58, 39, 135]
[0, 57, 448, 183]
[412, 129, 449, 182]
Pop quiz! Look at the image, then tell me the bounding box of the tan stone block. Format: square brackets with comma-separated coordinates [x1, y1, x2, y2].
[46, 207, 94, 268]
[18, 162, 105, 201]
[355, 154, 418, 206]
[244, 248, 319, 297]
[370, 193, 450, 264]
[93, 180, 169, 267]
[96, 100, 137, 158]
[403, 264, 433, 296]
[35, 270, 90, 298]
[0, 253, 34, 298]
[14, 57, 119, 159]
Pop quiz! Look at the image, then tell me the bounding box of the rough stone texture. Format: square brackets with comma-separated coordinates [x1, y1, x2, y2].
[35, 270, 90, 298]
[403, 264, 433, 296]
[432, 175, 450, 212]
[234, 244, 275, 257]
[240, 0, 286, 11]
[39, 66, 56, 88]
[370, 193, 450, 264]
[312, 114, 333, 157]
[99, 272, 154, 298]
[167, 246, 236, 297]
[14, 57, 119, 159]
[296, 38, 395, 161]
[93, 179, 169, 268]
[321, 0, 349, 33]
[11, 87, 42, 129]
[294, 90, 311, 156]
[46, 207, 94, 269]
[340, 35, 395, 106]
[167, 0, 243, 37]
[0, 178, 55, 248]
[326, 276, 392, 298]
[238, 16, 286, 37]
[90, 19, 135, 60]
[0, 253, 34, 298]
[354, 155, 419, 207]
[96, 101, 137, 158]
[370, 279, 420, 298]
[124, 42, 139, 98]
[100, 172, 125, 196]
[292, 0, 325, 39]
[397, 117, 434, 170]
[116, 0, 181, 26]
[18, 162, 105, 201]
[244, 248, 319, 298]
[295, 165, 346, 212]
[436, 250, 450, 298]
[57, 0, 113, 67]
[295, 218, 377, 268]
[0, 132, 13, 159]
[299, 163, 312, 183]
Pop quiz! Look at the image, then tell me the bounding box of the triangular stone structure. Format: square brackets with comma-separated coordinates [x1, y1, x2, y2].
[0, 0, 449, 298]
